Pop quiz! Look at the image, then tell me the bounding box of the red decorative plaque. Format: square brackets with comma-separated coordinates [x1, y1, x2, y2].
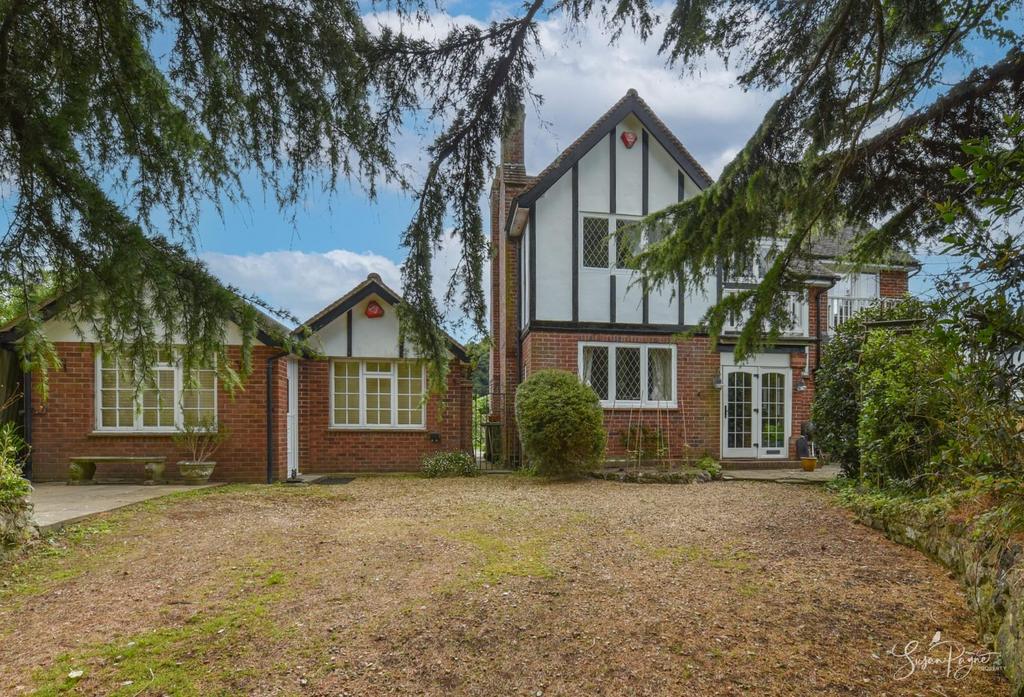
[620, 131, 638, 149]
[365, 300, 384, 318]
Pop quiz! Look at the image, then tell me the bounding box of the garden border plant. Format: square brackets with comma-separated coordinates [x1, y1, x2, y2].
[421, 451, 480, 478]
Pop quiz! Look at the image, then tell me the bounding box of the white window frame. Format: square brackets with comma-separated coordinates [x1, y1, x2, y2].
[579, 212, 644, 272]
[94, 351, 218, 433]
[329, 359, 427, 430]
[577, 342, 677, 409]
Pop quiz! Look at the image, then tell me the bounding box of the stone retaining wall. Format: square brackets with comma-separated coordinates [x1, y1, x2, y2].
[851, 503, 1022, 695]
[0, 493, 37, 559]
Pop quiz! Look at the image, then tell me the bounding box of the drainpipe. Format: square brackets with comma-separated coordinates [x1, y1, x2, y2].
[22, 371, 32, 481]
[813, 280, 836, 376]
[265, 354, 285, 484]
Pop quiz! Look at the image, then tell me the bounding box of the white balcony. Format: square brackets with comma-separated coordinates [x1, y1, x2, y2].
[723, 289, 809, 337]
[828, 296, 898, 332]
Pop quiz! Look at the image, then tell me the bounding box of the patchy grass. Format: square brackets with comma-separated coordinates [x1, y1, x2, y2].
[31, 562, 292, 697]
[0, 476, 1008, 696]
[450, 530, 555, 586]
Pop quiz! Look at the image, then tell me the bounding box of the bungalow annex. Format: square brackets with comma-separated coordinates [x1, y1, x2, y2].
[0, 274, 472, 482]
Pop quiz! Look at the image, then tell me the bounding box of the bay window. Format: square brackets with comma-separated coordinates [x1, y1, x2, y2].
[579, 343, 676, 408]
[96, 351, 217, 432]
[330, 360, 426, 429]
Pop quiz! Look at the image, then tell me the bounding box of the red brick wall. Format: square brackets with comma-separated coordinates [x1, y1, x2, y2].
[520, 330, 817, 461]
[521, 331, 720, 459]
[30, 343, 288, 483]
[880, 270, 910, 297]
[297, 359, 472, 473]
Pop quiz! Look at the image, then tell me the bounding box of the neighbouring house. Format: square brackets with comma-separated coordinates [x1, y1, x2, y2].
[489, 89, 918, 466]
[0, 274, 472, 482]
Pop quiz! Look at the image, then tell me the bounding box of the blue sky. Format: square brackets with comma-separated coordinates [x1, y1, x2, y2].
[189, 1, 988, 329]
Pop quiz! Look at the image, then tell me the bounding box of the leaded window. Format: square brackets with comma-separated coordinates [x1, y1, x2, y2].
[578, 343, 676, 407]
[582, 216, 609, 268]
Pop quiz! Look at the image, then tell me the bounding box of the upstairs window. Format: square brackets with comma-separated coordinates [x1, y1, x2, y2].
[96, 351, 217, 432]
[579, 342, 676, 408]
[582, 216, 609, 268]
[581, 214, 642, 271]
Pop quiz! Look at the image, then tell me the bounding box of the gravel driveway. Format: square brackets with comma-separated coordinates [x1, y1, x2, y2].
[0, 476, 1006, 695]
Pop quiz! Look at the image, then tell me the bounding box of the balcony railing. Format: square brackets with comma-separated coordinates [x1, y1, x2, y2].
[828, 296, 898, 332]
[723, 288, 809, 337]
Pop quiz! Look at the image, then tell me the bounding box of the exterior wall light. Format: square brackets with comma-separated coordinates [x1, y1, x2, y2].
[795, 377, 807, 392]
[712, 374, 723, 390]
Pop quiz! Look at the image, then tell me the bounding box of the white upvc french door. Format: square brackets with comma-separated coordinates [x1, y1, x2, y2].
[721, 367, 792, 459]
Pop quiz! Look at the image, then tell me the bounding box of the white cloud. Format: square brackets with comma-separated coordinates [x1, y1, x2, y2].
[201, 249, 401, 324]
[526, 6, 776, 179]
[201, 235, 488, 340]
[361, 4, 775, 184]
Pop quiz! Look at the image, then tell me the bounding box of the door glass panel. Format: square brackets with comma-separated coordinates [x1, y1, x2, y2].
[726, 372, 753, 449]
[761, 372, 786, 448]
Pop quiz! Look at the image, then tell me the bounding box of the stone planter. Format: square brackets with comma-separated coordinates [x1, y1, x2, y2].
[144, 460, 166, 485]
[67, 460, 97, 484]
[178, 461, 215, 484]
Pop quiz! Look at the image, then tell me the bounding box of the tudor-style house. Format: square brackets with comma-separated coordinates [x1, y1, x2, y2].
[490, 90, 917, 465]
[0, 274, 472, 482]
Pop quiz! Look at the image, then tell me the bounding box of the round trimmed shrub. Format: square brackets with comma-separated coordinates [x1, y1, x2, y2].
[515, 369, 606, 476]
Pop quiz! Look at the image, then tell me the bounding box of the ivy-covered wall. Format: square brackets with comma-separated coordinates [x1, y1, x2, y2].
[848, 500, 1022, 696]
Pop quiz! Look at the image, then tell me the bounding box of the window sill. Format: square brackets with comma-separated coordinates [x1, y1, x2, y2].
[599, 403, 678, 411]
[89, 430, 175, 438]
[327, 426, 428, 433]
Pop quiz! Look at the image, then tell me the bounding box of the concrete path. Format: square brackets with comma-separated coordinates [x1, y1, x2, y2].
[28, 482, 219, 532]
[721, 463, 840, 484]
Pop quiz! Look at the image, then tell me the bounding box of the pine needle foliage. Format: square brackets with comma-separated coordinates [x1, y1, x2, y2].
[3, 0, 1021, 390]
[0, 0, 398, 390]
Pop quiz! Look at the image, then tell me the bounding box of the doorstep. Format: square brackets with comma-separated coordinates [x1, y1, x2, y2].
[719, 459, 802, 471]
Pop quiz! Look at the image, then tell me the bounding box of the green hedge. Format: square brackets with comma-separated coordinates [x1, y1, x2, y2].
[515, 369, 606, 477]
[811, 298, 929, 477]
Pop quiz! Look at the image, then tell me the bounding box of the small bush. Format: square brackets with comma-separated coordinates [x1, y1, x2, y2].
[694, 456, 722, 480]
[422, 451, 479, 478]
[0, 422, 30, 506]
[515, 370, 606, 477]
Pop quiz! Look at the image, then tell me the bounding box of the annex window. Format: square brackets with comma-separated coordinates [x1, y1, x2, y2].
[578, 342, 676, 408]
[96, 351, 217, 432]
[330, 360, 426, 429]
[580, 214, 644, 271]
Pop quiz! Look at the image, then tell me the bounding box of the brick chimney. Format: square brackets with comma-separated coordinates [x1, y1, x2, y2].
[500, 106, 526, 175]
[489, 104, 534, 447]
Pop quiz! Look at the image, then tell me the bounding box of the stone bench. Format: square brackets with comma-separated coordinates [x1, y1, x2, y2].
[68, 456, 167, 485]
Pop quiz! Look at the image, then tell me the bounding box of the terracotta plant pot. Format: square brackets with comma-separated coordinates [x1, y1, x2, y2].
[801, 457, 818, 472]
[178, 460, 216, 484]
